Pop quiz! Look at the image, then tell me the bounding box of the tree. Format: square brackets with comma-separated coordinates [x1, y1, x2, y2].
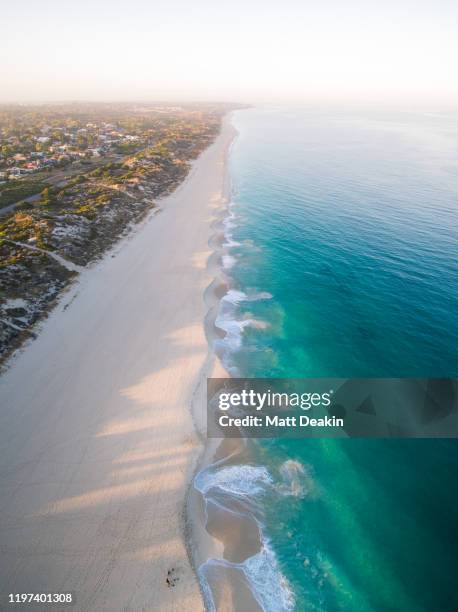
[1, 144, 11, 158]
[40, 187, 54, 206]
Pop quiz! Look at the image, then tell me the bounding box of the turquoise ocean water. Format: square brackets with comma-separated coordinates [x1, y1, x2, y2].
[209, 107, 458, 611]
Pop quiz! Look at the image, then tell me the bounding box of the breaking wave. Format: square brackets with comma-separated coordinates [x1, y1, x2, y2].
[199, 537, 295, 612]
[196, 462, 296, 612]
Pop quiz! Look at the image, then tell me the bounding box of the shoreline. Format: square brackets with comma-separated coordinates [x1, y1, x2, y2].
[0, 117, 234, 610]
[185, 118, 237, 606]
[189, 113, 295, 612]
[187, 117, 270, 612]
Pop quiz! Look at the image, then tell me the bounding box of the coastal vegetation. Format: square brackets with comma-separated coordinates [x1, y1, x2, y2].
[0, 180, 47, 208]
[0, 102, 228, 363]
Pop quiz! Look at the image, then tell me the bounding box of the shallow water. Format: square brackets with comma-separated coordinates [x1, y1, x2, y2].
[211, 106, 458, 611]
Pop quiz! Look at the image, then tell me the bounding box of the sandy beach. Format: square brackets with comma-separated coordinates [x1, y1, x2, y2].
[0, 117, 234, 610]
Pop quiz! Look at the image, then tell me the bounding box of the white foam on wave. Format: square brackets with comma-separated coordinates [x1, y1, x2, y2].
[240, 537, 295, 611]
[222, 289, 247, 304]
[216, 200, 272, 367]
[195, 464, 273, 497]
[223, 232, 241, 248]
[199, 536, 295, 612]
[223, 238, 241, 249]
[278, 460, 306, 498]
[215, 288, 271, 353]
[215, 316, 268, 351]
[222, 254, 236, 269]
[250, 291, 273, 300]
[222, 289, 273, 305]
[195, 462, 297, 611]
[196, 466, 294, 610]
[221, 202, 241, 250]
[223, 209, 237, 227]
[215, 317, 253, 350]
[277, 459, 317, 499]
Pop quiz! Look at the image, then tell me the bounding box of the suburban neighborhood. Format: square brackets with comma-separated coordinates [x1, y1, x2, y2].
[0, 102, 229, 363]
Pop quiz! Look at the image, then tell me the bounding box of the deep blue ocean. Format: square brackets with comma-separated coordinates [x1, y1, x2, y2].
[213, 107, 458, 611]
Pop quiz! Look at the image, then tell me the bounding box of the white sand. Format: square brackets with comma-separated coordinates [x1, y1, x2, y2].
[0, 118, 235, 611]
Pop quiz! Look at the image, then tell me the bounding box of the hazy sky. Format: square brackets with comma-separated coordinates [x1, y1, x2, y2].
[1, 0, 457, 103]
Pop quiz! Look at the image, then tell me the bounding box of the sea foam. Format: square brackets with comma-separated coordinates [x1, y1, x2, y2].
[195, 463, 273, 498]
[196, 463, 295, 612]
[199, 537, 295, 612]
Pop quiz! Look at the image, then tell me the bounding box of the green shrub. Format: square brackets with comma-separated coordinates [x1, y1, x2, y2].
[0, 180, 47, 208]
